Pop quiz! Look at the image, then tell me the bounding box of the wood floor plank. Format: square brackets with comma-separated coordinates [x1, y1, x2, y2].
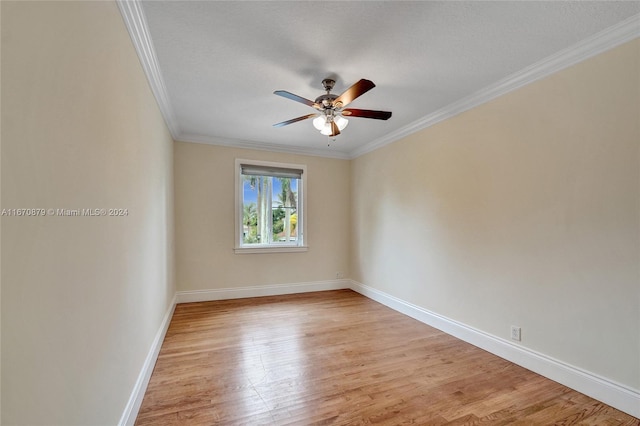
[135, 290, 639, 425]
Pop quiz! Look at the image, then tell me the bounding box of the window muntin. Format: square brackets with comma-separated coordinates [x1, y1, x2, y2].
[235, 159, 306, 252]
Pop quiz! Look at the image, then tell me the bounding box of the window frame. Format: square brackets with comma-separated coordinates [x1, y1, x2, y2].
[234, 158, 308, 254]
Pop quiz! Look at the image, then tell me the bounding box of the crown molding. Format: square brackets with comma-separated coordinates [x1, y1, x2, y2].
[177, 133, 352, 160]
[117, 0, 181, 138]
[119, 0, 638, 161]
[349, 13, 640, 159]
[117, 0, 348, 160]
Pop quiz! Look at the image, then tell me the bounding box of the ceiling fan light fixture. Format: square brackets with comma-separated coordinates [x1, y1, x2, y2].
[314, 114, 347, 136]
[313, 115, 327, 130]
[320, 123, 333, 136]
[334, 115, 349, 131]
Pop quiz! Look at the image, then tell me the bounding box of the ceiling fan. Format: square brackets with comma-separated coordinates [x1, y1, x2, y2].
[273, 78, 392, 138]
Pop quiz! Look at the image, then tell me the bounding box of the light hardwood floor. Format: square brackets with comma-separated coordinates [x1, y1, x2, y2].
[135, 290, 639, 425]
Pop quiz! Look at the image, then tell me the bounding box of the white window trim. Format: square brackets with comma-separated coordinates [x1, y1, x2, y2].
[234, 158, 308, 254]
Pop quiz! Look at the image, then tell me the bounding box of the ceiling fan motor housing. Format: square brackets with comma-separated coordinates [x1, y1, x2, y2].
[317, 79, 338, 109]
[321, 78, 335, 92]
[316, 93, 338, 109]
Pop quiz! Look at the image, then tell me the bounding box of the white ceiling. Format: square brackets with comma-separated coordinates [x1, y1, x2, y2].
[128, 1, 639, 159]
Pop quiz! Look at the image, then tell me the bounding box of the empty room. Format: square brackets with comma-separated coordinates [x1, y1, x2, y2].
[1, 1, 639, 425]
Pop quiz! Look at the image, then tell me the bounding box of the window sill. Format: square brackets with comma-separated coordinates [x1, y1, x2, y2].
[234, 246, 309, 254]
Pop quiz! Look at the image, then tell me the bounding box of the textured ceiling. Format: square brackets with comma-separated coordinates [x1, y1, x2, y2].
[136, 1, 639, 158]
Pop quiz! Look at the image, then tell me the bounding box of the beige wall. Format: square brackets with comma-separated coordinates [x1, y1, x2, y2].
[1, 0, 637, 422]
[351, 39, 639, 391]
[1, 2, 3, 418]
[174, 142, 350, 291]
[1, 2, 175, 424]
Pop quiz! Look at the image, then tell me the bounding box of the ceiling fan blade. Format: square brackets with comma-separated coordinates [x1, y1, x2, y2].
[330, 120, 340, 137]
[334, 79, 376, 108]
[342, 108, 392, 120]
[274, 90, 321, 109]
[273, 113, 317, 128]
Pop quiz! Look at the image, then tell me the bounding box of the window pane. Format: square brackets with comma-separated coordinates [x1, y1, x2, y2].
[237, 160, 304, 250]
[241, 173, 300, 246]
[272, 177, 298, 243]
[242, 176, 260, 244]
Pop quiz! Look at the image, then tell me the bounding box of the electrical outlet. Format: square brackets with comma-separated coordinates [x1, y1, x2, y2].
[335, 271, 343, 279]
[511, 326, 522, 341]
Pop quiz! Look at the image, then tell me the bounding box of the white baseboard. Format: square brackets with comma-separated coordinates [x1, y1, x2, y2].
[349, 280, 640, 418]
[119, 294, 177, 426]
[119, 280, 639, 422]
[175, 279, 350, 303]
[118, 280, 349, 424]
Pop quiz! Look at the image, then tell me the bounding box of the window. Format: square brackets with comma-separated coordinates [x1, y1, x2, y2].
[235, 159, 307, 253]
